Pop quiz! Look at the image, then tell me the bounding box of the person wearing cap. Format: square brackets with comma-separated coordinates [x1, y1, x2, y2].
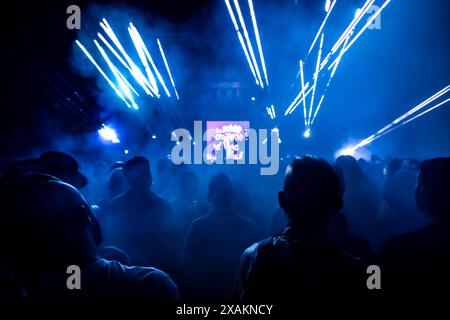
[0, 174, 179, 300]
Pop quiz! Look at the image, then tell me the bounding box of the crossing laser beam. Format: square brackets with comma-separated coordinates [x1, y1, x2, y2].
[233, 0, 264, 88]
[299, 60, 308, 126]
[75, 40, 131, 108]
[348, 86, 450, 151]
[94, 40, 139, 109]
[224, 0, 259, 85]
[129, 23, 171, 98]
[308, 33, 324, 126]
[310, 35, 350, 126]
[328, 0, 392, 71]
[248, 0, 269, 87]
[157, 38, 180, 100]
[307, 0, 337, 58]
[99, 19, 155, 96]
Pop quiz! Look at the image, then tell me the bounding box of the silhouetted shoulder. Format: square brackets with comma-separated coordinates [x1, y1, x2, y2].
[85, 259, 179, 300]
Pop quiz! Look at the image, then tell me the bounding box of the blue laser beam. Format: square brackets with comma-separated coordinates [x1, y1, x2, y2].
[129, 23, 171, 98]
[94, 40, 139, 110]
[308, 33, 324, 126]
[348, 86, 450, 151]
[248, 0, 269, 87]
[157, 38, 180, 100]
[75, 40, 131, 108]
[307, 0, 337, 58]
[224, 0, 259, 85]
[233, 0, 264, 88]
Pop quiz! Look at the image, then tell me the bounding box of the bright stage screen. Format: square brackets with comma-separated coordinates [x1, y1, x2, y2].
[206, 121, 250, 161]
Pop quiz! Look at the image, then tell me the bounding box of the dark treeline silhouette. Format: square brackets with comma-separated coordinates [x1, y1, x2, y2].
[0, 150, 449, 301]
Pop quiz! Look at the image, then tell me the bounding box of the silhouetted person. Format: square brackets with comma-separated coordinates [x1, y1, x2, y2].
[335, 155, 378, 243]
[0, 174, 178, 300]
[237, 156, 365, 300]
[166, 170, 204, 281]
[183, 173, 260, 300]
[152, 158, 176, 199]
[379, 157, 450, 291]
[1, 151, 87, 190]
[326, 213, 374, 262]
[379, 159, 426, 242]
[103, 156, 170, 266]
[97, 167, 127, 206]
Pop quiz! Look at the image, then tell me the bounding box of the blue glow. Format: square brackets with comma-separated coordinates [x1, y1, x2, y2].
[124, 149, 129, 154]
[98, 124, 120, 143]
[152, 134, 157, 139]
[251, 96, 256, 101]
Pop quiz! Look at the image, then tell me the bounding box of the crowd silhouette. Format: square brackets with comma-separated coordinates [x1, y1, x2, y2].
[0, 150, 449, 301]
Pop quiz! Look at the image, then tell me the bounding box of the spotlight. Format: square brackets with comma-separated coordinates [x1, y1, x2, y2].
[152, 134, 157, 139]
[98, 124, 120, 143]
[251, 96, 256, 101]
[303, 128, 311, 138]
[124, 149, 129, 154]
[335, 147, 356, 158]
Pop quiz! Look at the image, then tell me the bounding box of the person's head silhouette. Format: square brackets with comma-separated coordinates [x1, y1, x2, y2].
[108, 167, 126, 196]
[0, 174, 101, 276]
[123, 156, 152, 190]
[335, 155, 362, 182]
[415, 157, 450, 223]
[279, 155, 343, 237]
[384, 158, 403, 176]
[208, 172, 234, 210]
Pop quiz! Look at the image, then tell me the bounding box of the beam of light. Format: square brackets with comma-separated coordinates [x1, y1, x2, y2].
[307, 0, 337, 58]
[97, 33, 148, 97]
[233, 0, 264, 88]
[224, 0, 259, 85]
[98, 124, 120, 143]
[328, 0, 392, 71]
[248, 0, 269, 87]
[266, 106, 274, 119]
[318, 0, 374, 71]
[157, 38, 180, 100]
[288, 85, 314, 115]
[348, 86, 450, 151]
[299, 60, 308, 126]
[284, 81, 311, 116]
[129, 23, 171, 98]
[94, 40, 139, 110]
[310, 35, 350, 126]
[325, 0, 332, 13]
[114, 65, 139, 97]
[330, 0, 375, 55]
[238, 32, 260, 85]
[311, 95, 325, 124]
[75, 40, 131, 109]
[308, 33, 324, 126]
[401, 98, 450, 125]
[128, 25, 159, 96]
[99, 19, 155, 96]
[271, 104, 276, 118]
[97, 33, 131, 73]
